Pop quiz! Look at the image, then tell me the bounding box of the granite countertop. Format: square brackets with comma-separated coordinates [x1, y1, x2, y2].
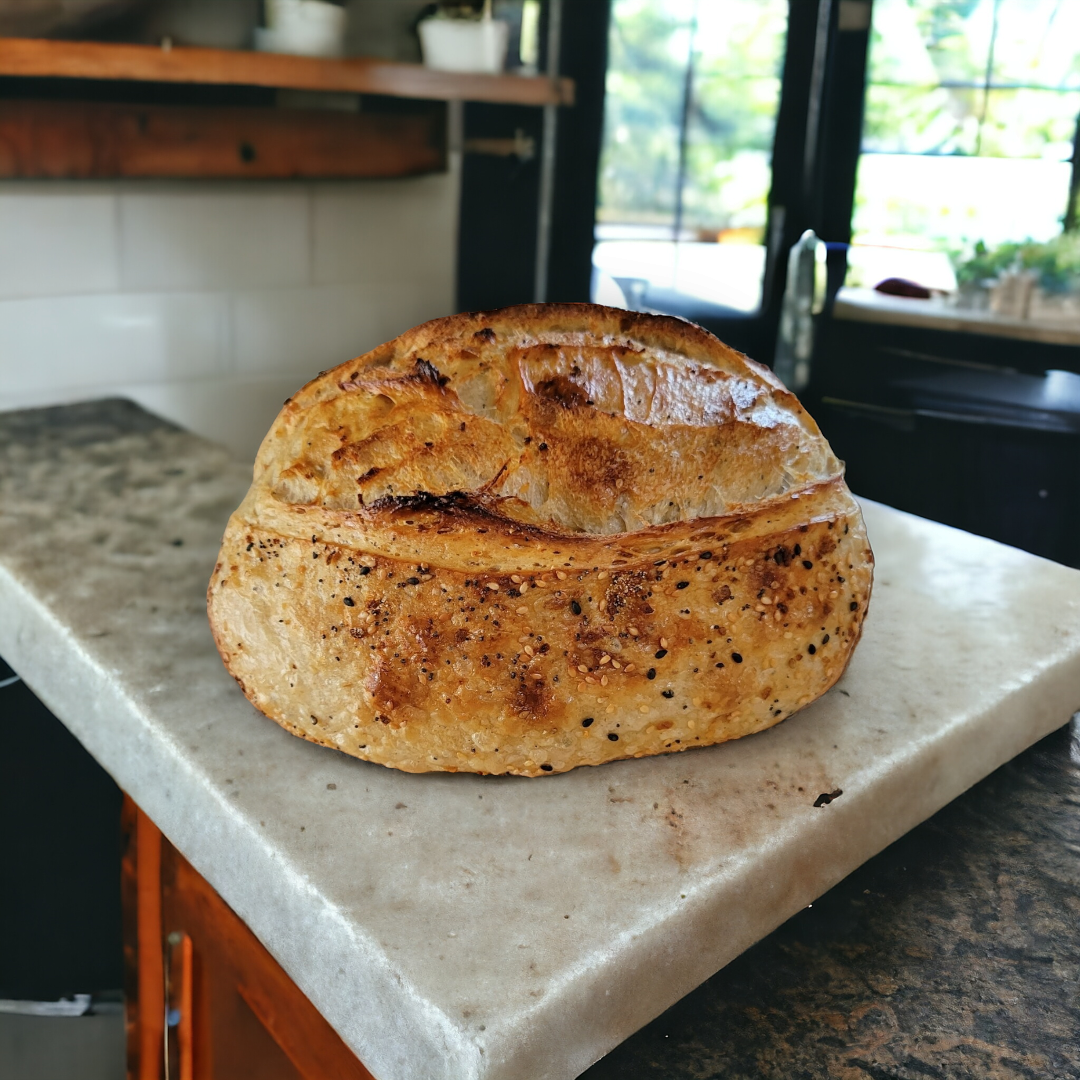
[584, 718, 1080, 1079]
[1, 399, 1079, 1080]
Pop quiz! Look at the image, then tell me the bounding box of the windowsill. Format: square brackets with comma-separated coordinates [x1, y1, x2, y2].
[833, 286, 1080, 347]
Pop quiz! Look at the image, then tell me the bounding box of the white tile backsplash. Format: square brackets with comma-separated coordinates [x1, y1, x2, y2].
[119, 187, 311, 292]
[0, 169, 459, 453]
[0, 189, 119, 299]
[231, 277, 454, 378]
[120, 375, 305, 461]
[312, 176, 458, 286]
[0, 292, 229, 394]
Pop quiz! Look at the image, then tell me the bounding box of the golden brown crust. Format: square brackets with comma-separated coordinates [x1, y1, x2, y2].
[208, 303, 873, 775]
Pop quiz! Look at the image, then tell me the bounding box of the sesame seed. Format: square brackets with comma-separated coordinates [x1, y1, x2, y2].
[343, 597, 355, 607]
[692, 696, 703, 707]
[556, 571, 567, 580]
[511, 575, 523, 583]
[516, 605, 528, 615]
[536, 578, 548, 587]
[731, 652, 743, 663]
[676, 581, 689, 590]
[581, 717, 594, 727]
[628, 626, 640, 636]
[570, 600, 582, 615]
[523, 645, 535, 657]
[486, 582, 500, 591]
[519, 582, 529, 594]
[586, 676, 597, 684]
[598, 571, 608, 580]
[599, 654, 611, 666]
[611, 660, 622, 670]
[577, 664, 589, 673]
[660, 637, 669, 649]
[761, 596, 772, 605]
[601, 675, 609, 686]
[647, 668, 657, 680]
[606, 705, 616, 714]
[578, 682, 587, 691]
[531, 673, 543, 681]
[623, 664, 636, 673]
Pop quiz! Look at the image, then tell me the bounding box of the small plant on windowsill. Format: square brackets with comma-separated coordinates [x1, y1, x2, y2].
[953, 235, 1080, 323]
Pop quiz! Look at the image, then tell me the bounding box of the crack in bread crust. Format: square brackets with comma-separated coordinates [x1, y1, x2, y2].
[208, 304, 874, 775]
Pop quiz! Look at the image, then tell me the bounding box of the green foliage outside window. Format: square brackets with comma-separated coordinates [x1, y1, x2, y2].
[596, 0, 786, 236]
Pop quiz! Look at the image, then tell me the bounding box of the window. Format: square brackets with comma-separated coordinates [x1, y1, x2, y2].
[850, 0, 1080, 291]
[592, 0, 788, 315]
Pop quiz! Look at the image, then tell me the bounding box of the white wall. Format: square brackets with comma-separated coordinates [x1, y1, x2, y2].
[0, 167, 459, 461]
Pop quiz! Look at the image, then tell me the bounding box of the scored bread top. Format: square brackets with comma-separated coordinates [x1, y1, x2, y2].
[247, 304, 843, 558]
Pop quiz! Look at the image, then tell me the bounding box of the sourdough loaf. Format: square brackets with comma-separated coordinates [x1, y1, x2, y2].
[208, 304, 873, 775]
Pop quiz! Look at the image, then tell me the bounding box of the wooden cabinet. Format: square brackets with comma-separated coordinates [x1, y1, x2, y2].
[121, 796, 374, 1080]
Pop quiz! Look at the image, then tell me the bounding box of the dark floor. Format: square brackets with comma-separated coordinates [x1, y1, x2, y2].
[0, 1012, 124, 1080]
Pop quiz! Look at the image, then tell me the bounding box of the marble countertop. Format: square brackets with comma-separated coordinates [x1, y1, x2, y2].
[2, 399, 1079, 1080]
[834, 286, 1080, 347]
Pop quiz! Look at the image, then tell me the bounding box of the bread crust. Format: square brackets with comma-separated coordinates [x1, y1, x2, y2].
[208, 304, 873, 775]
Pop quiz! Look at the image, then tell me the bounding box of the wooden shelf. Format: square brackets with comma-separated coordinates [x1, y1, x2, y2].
[0, 36, 575, 107]
[0, 99, 445, 180]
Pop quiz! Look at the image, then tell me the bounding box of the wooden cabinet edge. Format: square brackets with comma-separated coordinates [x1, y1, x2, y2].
[122, 795, 376, 1080]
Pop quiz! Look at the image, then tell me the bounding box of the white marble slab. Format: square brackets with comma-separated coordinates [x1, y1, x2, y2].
[2, 399, 1079, 1080]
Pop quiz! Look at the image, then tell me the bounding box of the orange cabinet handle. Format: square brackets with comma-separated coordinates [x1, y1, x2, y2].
[164, 931, 193, 1080]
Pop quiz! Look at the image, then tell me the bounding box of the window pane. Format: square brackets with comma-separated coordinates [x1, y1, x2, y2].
[868, 0, 992, 87]
[991, 0, 1080, 90]
[594, 0, 786, 315]
[978, 88, 1080, 159]
[852, 0, 1080, 286]
[853, 154, 1071, 253]
[681, 1, 785, 236]
[862, 83, 980, 156]
[597, 0, 691, 230]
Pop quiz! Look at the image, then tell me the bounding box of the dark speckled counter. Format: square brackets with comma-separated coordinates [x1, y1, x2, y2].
[584, 718, 1080, 1079]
